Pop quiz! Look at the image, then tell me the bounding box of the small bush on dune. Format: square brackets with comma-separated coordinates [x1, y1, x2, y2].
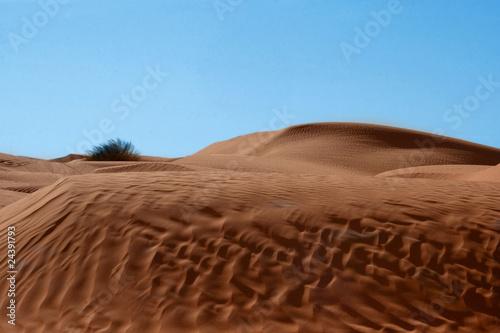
[86, 138, 140, 161]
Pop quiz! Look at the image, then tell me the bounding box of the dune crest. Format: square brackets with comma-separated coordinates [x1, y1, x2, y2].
[192, 123, 500, 175]
[0, 123, 499, 332]
[459, 163, 500, 183]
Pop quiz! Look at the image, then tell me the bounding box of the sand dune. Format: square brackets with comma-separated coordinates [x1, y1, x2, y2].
[459, 163, 500, 183]
[376, 164, 500, 183]
[193, 123, 500, 175]
[375, 164, 491, 180]
[0, 123, 499, 332]
[0, 154, 184, 209]
[0, 154, 78, 210]
[92, 162, 194, 174]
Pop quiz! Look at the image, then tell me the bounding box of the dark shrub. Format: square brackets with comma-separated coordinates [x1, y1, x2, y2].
[86, 138, 140, 161]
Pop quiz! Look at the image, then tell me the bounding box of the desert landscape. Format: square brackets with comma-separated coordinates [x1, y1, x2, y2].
[0, 122, 499, 332]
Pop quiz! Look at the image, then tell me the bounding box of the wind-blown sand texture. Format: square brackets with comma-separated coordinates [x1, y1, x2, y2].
[0, 123, 499, 333]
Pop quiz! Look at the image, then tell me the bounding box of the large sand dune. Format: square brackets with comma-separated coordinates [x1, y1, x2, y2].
[459, 163, 500, 183]
[0, 123, 499, 332]
[191, 123, 500, 175]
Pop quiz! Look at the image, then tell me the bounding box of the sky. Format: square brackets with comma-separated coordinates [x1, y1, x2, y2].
[1, 0, 499, 159]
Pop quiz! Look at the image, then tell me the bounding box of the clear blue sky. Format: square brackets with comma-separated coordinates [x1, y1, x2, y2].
[1, 0, 499, 158]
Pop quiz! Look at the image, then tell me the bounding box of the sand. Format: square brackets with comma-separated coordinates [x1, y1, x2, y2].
[0, 123, 499, 332]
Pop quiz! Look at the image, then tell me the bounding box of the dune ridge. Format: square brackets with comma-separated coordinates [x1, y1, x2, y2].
[0, 123, 499, 332]
[459, 163, 500, 183]
[192, 123, 500, 175]
[0, 154, 183, 209]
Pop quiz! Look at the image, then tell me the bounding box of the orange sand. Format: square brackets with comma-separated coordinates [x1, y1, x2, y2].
[0, 123, 499, 332]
